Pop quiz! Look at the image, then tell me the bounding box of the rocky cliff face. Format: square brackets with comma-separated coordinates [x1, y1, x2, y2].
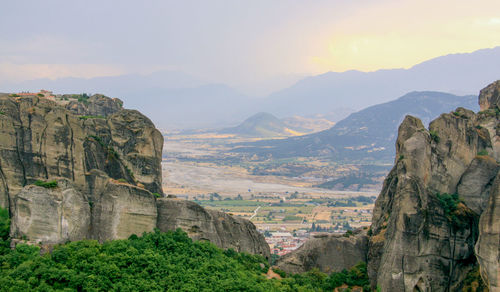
[156, 199, 270, 260]
[275, 230, 368, 274]
[0, 93, 269, 258]
[274, 81, 500, 291]
[368, 81, 500, 291]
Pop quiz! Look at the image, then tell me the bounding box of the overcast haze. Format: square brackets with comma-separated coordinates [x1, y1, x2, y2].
[2, 0, 500, 96]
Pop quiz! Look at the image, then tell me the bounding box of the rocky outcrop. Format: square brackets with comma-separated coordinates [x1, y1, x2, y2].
[275, 230, 368, 274]
[10, 178, 90, 244]
[0, 94, 163, 210]
[277, 81, 500, 291]
[0, 93, 269, 257]
[65, 94, 123, 117]
[479, 80, 500, 111]
[475, 172, 500, 290]
[156, 198, 270, 260]
[367, 82, 500, 291]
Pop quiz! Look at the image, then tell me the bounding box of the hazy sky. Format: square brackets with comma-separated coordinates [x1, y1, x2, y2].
[1, 0, 500, 94]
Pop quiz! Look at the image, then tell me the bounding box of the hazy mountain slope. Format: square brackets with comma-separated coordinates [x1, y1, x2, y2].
[234, 91, 478, 163]
[4, 72, 257, 130]
[220, 112, 298, 137]
[263, 46, 500, 117]
[4, 47, 499, 129]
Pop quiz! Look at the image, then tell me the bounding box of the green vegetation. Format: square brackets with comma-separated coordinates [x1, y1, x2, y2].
[34, 180, 58, 189]
[477, 149, 489, 156]
[37, 93, 44, 97]
[429, 130, 440, 143]
[0, 228, 371, 291]
[79, 115, 105, 120]
[343, 230, 354, 238]
[462, 265, 488, 292]
[283, 215, 301, 221]
[436, 193, 473, 230]
[152, 192, 162, 198]
[87, 135, 121, 160]
[0, 111, 4, 115]
[9, 94, 19, 97]
[117, 178, 128, 183]
[0, 208, 10, 255]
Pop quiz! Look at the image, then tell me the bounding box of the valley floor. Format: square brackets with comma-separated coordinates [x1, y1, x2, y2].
[162, 131, 379, 255]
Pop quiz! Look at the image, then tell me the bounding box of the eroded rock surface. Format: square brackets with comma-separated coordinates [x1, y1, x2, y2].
[368, 82, 500, 291]
[0, 93, 269, 257]
[10, 178, 90, 244]
[156, 198, 270, 260]
[275, 230, 368, 274]
[278, 81, 500, 291]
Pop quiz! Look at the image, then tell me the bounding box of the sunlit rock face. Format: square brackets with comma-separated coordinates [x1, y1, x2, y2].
[1, 93, 269, 257]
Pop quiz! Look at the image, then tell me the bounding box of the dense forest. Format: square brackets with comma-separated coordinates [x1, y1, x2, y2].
[0, 208, 369, 291]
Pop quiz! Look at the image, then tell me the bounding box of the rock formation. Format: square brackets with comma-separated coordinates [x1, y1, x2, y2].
[368, 81, 500, 291]
[275, 80, 500, 291]
[0, 93, 269, 258]
[275, 229, 368, 274]
[156, 199, 270, 259]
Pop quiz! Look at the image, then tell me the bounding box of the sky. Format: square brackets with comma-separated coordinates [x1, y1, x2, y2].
[1, 0, 500, 95]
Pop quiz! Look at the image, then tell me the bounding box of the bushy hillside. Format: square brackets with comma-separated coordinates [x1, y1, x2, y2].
[0, 209, 369, 291]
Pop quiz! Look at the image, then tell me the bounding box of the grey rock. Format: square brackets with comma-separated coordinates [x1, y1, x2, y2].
[10, 178, 90, 244]
[457, 156, 499, 214]
[275, 230, 368, 274]
[475, 172, 500, 290]
[156, 198, 270, 260]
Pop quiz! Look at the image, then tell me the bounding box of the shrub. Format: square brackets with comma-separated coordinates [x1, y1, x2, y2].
[37, 93, 44, 97]
[429, 130, 440, 143]
[477, 149, 489, 156]
[0, 207, 10, 254]
[34, 180, 58, 188]
[436, 193, 472, 230]
[343, 230, 354, 237]
[9, 94, 19, 97]
[79, 115, 105, 120]
[152, 192, 162, 198]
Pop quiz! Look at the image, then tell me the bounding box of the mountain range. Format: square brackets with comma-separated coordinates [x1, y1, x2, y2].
[2, 46, 500, 129]
[233, 91, 479, 163]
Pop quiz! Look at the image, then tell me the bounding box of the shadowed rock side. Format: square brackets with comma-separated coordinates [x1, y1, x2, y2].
[156, 198, 271, 260]
[0, 93, 269, 257]
[275, 229, 368, 274]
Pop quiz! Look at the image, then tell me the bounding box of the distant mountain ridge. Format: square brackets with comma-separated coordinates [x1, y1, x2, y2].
[261, 46, 500, 117]
[3, 47, 500, 129]
[234, 91, 479, 163]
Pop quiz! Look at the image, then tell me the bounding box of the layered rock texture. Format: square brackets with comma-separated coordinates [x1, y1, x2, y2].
[275, 230, 368, 274]
[275, 80, 500, 291]
[156, 199, 270, 259]
[367, 81, 500, 291]
[0, 93, 269, 259]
